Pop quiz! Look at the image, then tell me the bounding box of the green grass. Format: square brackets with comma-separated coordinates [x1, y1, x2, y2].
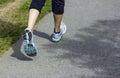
[0, 0, 8, 4]
[12, 0, 51, 25]
[0, 0, 51, 56]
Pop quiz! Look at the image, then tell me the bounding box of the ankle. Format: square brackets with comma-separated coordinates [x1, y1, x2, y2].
[54, 28, 60, 32]
[54, 29, 60, 33]
[26, 27, 33, 32]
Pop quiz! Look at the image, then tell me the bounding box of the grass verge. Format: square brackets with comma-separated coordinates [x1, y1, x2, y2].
[0, 0, 8, 4]
[0, 0, 51, 56]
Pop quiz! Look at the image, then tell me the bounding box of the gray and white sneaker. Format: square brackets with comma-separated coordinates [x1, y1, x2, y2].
[23, 28, 37, 56]
[51, 22, 66, 42]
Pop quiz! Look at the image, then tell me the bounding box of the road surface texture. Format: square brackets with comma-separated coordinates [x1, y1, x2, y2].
[0, 0, 120, 78]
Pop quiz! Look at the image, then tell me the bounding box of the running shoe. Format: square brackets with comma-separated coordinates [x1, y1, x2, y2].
[51, 22, 66, 42]
[23, 28, 37, 56]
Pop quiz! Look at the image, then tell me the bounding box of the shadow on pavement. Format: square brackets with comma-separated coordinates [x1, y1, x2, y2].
[34, 30, 51, 41]
[11, 30, 50, 61]
[11, 38, 33, 61]
[43, 19, 120, 78]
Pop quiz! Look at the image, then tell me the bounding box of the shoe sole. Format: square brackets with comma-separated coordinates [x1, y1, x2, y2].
[23, 29, 37, 57]
[24, 43, 37, 57]
[51, 33, 63, 43]
[51, 22, 66, 43]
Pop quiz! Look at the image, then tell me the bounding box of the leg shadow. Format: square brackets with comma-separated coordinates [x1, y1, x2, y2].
[11, 38, 33, 61]
[33, 30, 51, 41]
[11, 30, 50, 60]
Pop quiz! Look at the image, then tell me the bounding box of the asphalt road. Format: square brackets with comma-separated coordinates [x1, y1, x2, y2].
[0, 0, 120, 78]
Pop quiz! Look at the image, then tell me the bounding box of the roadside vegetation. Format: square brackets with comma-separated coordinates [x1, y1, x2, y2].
[0, 0, 51, 56]
[0, 0, 8, 4]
